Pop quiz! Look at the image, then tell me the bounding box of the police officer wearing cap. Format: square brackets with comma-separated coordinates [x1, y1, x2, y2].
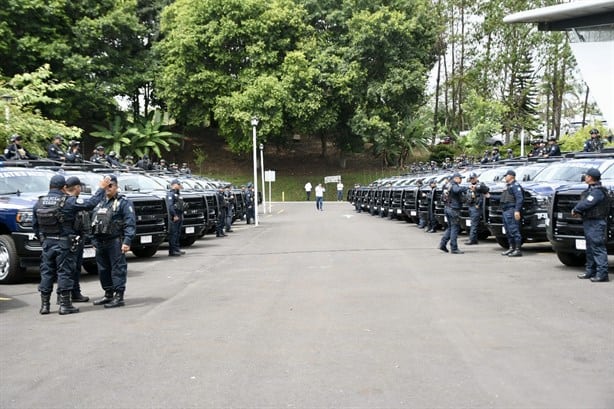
[465, 172, 490, 245]
[33, 174, 110, 315]
[4, 134, 37, 160]
[90, 145, 107, 163]
[583, 129, 603, 153]
[167, 179, 186, 256]
[47, 135, 66, 161]
[500, 169, 524, 257]
[544, 136, 561, 157]
[215, 186, 227, 237]
[91, 175, 136, 308]
[65, 140, 83, 163]
[439, 173, 467, 254]
[223, 185, 235, 232]
[245, 183, 255, 224]
[572, 168, 610, 282]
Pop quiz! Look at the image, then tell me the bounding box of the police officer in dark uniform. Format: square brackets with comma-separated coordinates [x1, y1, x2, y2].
[90, 145, 106, 163]
[64, 176, 93, 302]
[583, 129, 604, 153]
[65, 140, 83, 163]
[425, 180, 439, 233]
[107, 151, 121, 168]
[491, 147, 501, 162]
[223, 185, 235, 232]
[91, 175, 137, 308]
[47, 135, 66, 160]
[465, 172, 490, 245]
[500, 169, 524, 257]
[245, 183, 255, 224]
[439, 173, 467, 254]
[572, 168, 610, 282]
[33, 174, 109, 315]
[215, 186, 227, 237]
[166, 179, 186, 256]
[4, 134, 38, 160]
[544, 136, 561, 157]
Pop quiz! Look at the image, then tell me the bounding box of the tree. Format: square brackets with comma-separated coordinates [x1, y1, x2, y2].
[0, 65, 82, 156]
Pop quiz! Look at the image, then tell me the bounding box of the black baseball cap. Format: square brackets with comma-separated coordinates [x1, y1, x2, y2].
[49, 174, 66, 188]
[65, 176, 82, 188]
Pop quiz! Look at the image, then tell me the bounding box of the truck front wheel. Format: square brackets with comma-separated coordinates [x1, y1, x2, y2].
[556, 251, 586, 267]
[0, 234, 22, 284]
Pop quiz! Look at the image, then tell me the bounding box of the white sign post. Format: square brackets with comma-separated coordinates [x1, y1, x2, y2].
[265, 170, 276, 213]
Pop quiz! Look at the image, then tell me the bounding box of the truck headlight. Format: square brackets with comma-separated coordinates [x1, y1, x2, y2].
[534, 195, 550, 211]
[16, 211, 34, 228]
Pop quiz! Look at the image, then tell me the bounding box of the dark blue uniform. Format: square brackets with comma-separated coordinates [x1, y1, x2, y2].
[216, 189, 227, 237]
[573, 183, 609, 281]
[439, 179, 467, 253]
[47, 143, 65, 160]
[166, 188, 184, 255]
[92, 195, 136, 297]
[245, 188, 255, 224]
[501, 180, 524, 252]
[466, 181, 489, 244]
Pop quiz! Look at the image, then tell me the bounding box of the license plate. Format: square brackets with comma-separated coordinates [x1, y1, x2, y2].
[466, 219, 471, 227]
[185, 226, 195, 234]
[502, 226, 506, 234]
[83, 247, 96, 259]
[410, 210, 416, 216]
[575, 239, 586, 250]
[141, 235, 152, 244]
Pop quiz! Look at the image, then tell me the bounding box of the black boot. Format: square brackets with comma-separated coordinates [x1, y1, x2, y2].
[59, 291, 80, 315]
[72, 292, 90, 302]
[40, 293, 51, 315]
[501, 246, 514, 256]
[508, 244, 523, 257]
[93, 290, 114, 305]
[104, 291, 125, 308]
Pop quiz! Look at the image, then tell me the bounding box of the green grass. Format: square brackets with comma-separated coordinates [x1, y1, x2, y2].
[204, 169, 402, 201]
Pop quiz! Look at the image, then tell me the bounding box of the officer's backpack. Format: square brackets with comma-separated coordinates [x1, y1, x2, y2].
[36, 195, 67, 235]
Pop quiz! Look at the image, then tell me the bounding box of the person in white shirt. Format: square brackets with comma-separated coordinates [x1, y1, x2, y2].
[304, 182, 312, 201]
[315, 183, 325, 211]
[336, 181, 344, 201]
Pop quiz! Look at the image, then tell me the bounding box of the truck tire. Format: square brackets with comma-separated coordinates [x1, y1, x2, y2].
[495, 235, 509, 249]
[131, 246, 158, 258]
[82, 261, 99, 275]
[0, 234, 22, 284]
[180, 236, 197, 247]
[556, 251, 586, 267]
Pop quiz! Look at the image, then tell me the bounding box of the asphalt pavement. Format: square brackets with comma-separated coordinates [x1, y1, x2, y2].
[1, 201, 613, 409]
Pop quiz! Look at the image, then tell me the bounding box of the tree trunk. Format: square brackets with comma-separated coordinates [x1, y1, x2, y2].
[320, 133, 328, 158]
[582, 85, 590, 127]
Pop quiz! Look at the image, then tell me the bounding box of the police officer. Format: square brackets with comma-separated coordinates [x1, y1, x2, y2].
[33, 174, 109, 315]
[425, 180, 439, 233]
[224, 185, 235, 232]
[107, 151, 121, 168]
[439, 173, 467, 254]
[215, 186, 227, 237]
[91, 175, 137, 308]
[64, 176, 93, 302]
[491, 147, 501, 162]
[136, 154, 152, 170]
[4, 134, 38, 160]
[464, 173, 490, 245]
[572, 168, 610, 282]
[583, 129, 604, 153]
[47, 135, 66, 161]
[65, 140, 83, 163]
[543, 136, 561, 157]
[500, 169, 524, 257]
[90, 145, 106, 163]
[167, 179, 185, 256]
[245, 183, 255, 224]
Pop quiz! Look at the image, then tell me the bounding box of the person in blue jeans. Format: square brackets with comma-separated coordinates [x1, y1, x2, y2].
[315, 183, 325, 211]
[572, 168, 610, 282]
[439, 173, 467, 254]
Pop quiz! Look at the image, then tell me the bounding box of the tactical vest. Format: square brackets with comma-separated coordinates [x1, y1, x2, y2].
[92, 198, 121, 236]
[36, 195, 68, 235]
[581, 186, 610, 219]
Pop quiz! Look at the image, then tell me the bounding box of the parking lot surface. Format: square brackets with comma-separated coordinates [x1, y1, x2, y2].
[1, 202, 613, 409]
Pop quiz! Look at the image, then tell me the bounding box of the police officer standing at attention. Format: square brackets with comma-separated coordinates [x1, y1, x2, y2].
[33, 174, 110, 315]
[543, 136, 561, 157]
[91, 175, 136, 308]
[439, 173, 467, 254]
[167, 179, 186, 257]
[64, 176, 94, 302]
[500, 170, 524, 257]
[224, 185, 235, 232]
[215, 186, 227, 237]
[583, 129, 604, 153]
[245, 183, 255, 224]
[47, 135, 66, 161]
[465, 172, 490, 245]
[572, 168, 610, 282]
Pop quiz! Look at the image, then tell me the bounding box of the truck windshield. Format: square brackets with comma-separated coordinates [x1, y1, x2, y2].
[0, 172, 50, 194]
[532, 162, 610, 183]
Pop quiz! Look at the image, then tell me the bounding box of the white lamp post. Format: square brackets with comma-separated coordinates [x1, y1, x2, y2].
[259, 143, 266, 215]
[2, 94, 14, 129]
[251, 117, 259, 226]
